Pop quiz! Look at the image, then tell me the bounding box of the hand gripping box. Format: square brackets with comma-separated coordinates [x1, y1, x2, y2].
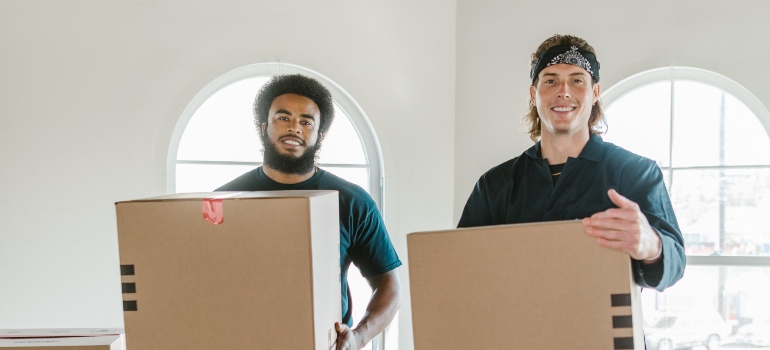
[408, 221, 644, 349]
[115, 191, 341, 350]
[0, 335, 122, 349]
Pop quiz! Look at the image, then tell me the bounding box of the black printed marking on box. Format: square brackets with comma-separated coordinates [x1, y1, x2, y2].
[613, 337, 634, 349]
[612, 315, 633, 328]
[123, 300, 138, 311]
[122, 283, 136, 294]
[611, 293, 632, 307]
[120, 265, 135, 276]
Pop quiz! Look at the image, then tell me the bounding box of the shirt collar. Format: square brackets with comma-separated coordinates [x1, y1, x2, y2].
[524, 133, 604, 162]
[579, 134, 604, 162]
[524, 141, 541, 159]
[257, 166, 324, 187]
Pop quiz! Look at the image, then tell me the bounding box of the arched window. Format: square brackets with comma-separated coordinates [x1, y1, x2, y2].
[168, 63, 384, 205]
[603, 67, 770, 349]
[167, 63, 385, 349]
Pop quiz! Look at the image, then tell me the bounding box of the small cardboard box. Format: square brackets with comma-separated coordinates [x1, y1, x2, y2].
[0, 335, 122, 349]
[0, 330, 122, 339]
[115, 191, 341, 350]
[408, 220, 643, 349]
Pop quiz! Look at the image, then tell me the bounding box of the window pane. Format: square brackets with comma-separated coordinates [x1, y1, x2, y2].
[724, 94, 770, 166]
[320, 166, 369, 194]
[671, 168, 770, 256]
[178, 83, 367, 166]
[177, 78, 268, 162]
[642, 265, 770, 349]
[604, 81, 672, 167]
[671, 81, 724, 167]
[316, 105, 367, 165]
[176, 163, 256, 193]
[347, 265, 373, 350]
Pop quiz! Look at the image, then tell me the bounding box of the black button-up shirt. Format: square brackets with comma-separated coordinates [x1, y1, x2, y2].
[458, 134, 685, 291]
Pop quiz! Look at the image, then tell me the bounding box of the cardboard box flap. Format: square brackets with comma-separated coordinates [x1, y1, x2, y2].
[116, 190, 337, 204]
[0, 329, 123, 338]
[408, 219, 583, 237]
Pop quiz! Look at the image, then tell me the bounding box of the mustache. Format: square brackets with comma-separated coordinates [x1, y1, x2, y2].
[278, 135, 306, 146]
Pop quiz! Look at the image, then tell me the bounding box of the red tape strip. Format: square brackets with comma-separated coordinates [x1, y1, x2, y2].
[202, 198, 224, 225]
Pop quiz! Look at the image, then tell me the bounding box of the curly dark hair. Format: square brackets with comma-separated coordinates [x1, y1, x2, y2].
[253, 74, 335, 139]
[525, 34, 606, 141]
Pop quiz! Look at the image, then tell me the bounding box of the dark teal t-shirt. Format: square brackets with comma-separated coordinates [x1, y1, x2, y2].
[216, 167, 402, 326]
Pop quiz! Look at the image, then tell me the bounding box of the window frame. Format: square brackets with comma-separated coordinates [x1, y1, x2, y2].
[602, 66, 770, 267]
[166, 62, 386, 208]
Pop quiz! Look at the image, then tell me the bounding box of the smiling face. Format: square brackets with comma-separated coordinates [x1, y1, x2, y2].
[262, 93, 322, 157]
[260, 93, 323, 175]
[530, 63, 600, 139]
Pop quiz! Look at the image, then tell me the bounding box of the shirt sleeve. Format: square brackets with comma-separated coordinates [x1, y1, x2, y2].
[621, 159, 686, 291]
[457, 175, 494, 228]
[348, 195, 402, 278]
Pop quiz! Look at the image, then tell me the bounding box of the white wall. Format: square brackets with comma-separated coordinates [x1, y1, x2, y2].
[0, 1, 456, 349]
[455, 0, 770, 221]
[6, 1, 770, 349]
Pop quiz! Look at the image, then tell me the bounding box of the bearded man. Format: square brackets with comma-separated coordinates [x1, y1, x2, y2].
[216, 74, 401, 350]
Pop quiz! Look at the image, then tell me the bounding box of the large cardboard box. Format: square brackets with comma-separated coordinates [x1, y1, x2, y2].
[408, 220, 643, 349]
[115, 191, 341, 350]
[0, 335, 122, 349]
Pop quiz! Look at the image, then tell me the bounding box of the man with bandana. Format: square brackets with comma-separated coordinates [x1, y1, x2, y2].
[458, 35, 685, 291]
[216, 74, 401, 350]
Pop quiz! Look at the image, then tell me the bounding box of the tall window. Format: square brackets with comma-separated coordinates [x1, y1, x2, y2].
[603, 67, 770, 350]
[167, 63, 386, 350]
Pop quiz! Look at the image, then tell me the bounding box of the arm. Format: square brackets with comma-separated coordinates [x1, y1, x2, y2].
[457, 175, 493, 228]
[630, 211, 686, 290]
[335, 270, 401, 350]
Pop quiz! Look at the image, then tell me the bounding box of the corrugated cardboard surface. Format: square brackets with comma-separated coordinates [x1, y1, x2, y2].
[0, 335, 121, 349]
[408, 220, 643, 349]
[116, 191, 341, 349]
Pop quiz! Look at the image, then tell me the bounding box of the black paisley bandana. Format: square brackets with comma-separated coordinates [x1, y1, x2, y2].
[530, 45, 600, 84]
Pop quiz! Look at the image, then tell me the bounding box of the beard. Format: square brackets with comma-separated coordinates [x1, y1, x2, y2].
[261, 137, 321, 175]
